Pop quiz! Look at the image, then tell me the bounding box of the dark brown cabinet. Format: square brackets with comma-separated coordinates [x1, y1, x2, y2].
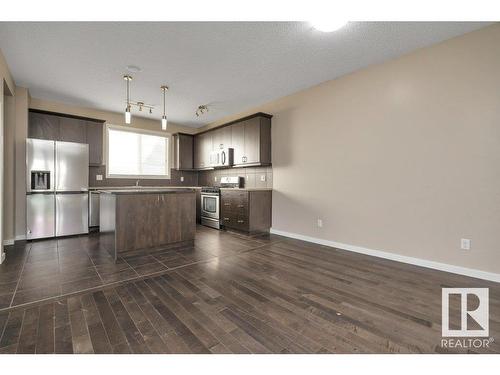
[28, 110, 104, 166]
[233, 115, 271, 166]
[28, 112, 60, 140]
[193, 132, 213, 169]
[221, 189, 272, 233]
[86, 121, 104, 166]
[173, 133, 194, 170]
[59, 117, 87, 143]
[212, 126, 232, 151]
[183, 113, 272, 170]
[230, 122, 245, 165]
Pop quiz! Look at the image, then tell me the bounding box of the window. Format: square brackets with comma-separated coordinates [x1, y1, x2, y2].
[106, 124, 170, 179]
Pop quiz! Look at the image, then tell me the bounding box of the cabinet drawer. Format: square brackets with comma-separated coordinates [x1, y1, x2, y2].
[221, 213, 249, 231]
[221, 190, 248, 210]
[221, 198, 248, 215]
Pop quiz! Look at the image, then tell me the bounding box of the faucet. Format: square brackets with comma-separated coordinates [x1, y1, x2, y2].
[135, 180, 140, 187]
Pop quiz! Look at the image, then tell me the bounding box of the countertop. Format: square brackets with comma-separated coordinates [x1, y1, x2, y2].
[219, 188, 272, 192]
[99, 188, 196, 195]
[90, 186, 202, 190]
[90, 186, 272, 192]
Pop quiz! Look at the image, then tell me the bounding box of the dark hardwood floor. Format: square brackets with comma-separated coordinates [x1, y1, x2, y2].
[0, 226, 499, 354]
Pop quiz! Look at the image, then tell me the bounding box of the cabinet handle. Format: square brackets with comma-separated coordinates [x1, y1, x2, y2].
[223, 217, 230, 221]
[237, 220, 244, 223]
[224, 203, 231, 206]
[237, 204, 244, 208]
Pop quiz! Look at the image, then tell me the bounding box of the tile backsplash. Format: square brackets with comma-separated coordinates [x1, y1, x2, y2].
[198, 166, 273, 189]
[89, 165, 272, 189]
[89, 166, 199, 187]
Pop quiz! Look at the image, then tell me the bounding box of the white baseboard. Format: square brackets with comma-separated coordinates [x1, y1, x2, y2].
[270, 228, 500, 283]
[2, 239, 14, 246]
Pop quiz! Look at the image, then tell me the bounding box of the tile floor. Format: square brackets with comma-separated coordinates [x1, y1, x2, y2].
[0, 225, 271, 310]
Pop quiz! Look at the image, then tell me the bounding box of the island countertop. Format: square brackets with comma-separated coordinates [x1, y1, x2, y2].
[98, 188, 196, 195]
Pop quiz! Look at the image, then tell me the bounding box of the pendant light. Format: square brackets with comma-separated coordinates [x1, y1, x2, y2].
[124, 75, 132, 124]
[161, 85, 169, 130]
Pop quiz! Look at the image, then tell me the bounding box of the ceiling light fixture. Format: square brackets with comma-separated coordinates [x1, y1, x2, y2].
[161, 85, 169, 131]
[310, 19, 348, 33]
[124, 74, 132, 124]
[196, 104, 209, 117]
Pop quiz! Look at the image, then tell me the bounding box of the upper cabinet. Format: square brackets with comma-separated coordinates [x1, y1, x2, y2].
[86, 121, 104, 166]
[28, 112, 60, 140]
[190, 113, 272, 170]
[232, 114, 271, 167]
[193, 132, 213, 169]
[59, 117, 87, 143]
[173, 133, 194, 170]
[212, 126, 232, 151]
[231, 121, 245, 165]
[28, 110, 104, 166]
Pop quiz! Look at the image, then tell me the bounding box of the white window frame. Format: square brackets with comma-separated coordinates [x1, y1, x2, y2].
[105, 123, 171, 179]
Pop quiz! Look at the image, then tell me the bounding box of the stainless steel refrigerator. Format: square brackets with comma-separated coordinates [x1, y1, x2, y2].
[26, 138, 89, 239]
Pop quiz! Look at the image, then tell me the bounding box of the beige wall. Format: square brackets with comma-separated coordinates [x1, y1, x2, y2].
[1, 49, 15, 258]
[200, 24, 500, 274]
[3, 93, 15, 242]
[14, 87, 29, 239]
[0, 49, 15, 96]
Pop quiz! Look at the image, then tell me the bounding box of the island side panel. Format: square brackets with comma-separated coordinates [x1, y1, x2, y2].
[114, 192, 196, 257]
[99, 193, 117, 260]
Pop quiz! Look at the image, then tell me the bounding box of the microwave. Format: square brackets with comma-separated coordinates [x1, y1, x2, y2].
[210, 148, 234, 168]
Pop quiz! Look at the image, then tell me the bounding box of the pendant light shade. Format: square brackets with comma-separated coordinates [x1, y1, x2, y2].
[125, 105, 131, 124]
[161, 85, 169, 131]
[124, 75, 133, 125]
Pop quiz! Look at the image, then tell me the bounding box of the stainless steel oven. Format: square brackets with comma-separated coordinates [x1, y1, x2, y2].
[200, 188, 220, 229]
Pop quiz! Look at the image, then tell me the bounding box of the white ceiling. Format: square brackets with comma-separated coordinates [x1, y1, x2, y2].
[0, 22, 490, 127]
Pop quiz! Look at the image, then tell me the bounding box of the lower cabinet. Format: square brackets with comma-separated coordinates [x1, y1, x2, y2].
[220, 190, 272, 233]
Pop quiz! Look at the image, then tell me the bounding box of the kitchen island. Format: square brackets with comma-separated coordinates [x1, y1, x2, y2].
[99, 188, 196, 260]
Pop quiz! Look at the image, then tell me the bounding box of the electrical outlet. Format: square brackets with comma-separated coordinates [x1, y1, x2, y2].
[260, 174, 266, 182]
[214, 176, 217, 182]
[461, 238, 471, 250]
[180, 176, 184, 182]
[96, 174, 103, 181]
[317, 219, 323, 228]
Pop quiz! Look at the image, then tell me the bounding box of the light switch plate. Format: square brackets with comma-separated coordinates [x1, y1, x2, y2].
[214, 176, 217, 182]
[96, 175, 103, 181]
[180, 176, 184, 182]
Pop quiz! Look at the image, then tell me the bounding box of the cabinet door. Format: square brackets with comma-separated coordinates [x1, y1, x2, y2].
[212, 127, 232, 150]
[193, 134, 204, 168]
[28, 112, 60, 140]
[244, 117, 261, 164]
[59, 117, 87, 143]
[212, 128, 222, 151]
[231, 123, 245, 165]
[86, 121, 103, 166]
[202, 133, 213, 167]
[175, 134, 194, 170]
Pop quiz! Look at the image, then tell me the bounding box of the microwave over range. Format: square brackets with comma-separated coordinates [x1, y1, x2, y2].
[210, 148, 234, 168]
